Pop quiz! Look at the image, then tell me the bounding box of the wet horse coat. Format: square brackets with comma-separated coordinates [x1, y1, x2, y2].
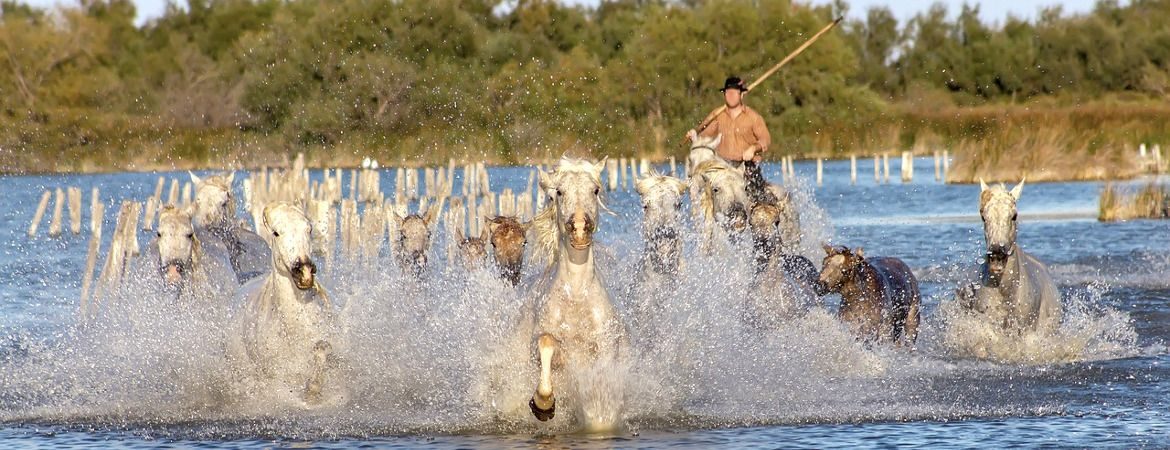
[960, 180, 1062, 334]
[189, 172, 271, 283]
[817, 245, 920, 345]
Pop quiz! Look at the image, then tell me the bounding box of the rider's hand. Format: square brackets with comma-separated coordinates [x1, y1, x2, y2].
[685, 129, 697, 141]
[742, 146, 756, 162]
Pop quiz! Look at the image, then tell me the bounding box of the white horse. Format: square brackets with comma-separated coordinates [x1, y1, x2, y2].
[959, 179, 1062, 334]
[189, 172, 271, 283]
[527, 157, 627, 426]
[692, 159, 750, 253]
[142, 205, 237, 303]
[235, 202, 335, 405]
[744, 201, 818, 326]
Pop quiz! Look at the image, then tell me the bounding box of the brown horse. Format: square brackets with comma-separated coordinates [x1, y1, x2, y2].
[487, 216, 530, 286]
[816, 245, 920, 345]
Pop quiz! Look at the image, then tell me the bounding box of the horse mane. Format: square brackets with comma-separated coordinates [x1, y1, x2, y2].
[531, 157, 606, 268]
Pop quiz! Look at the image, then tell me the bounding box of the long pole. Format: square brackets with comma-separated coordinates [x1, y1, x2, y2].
[694, 16, 844, 134]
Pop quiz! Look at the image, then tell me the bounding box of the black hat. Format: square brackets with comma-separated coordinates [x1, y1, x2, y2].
[720, 76, 748, 92]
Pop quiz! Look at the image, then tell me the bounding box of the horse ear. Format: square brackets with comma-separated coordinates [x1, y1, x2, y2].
[1010, 178, 1025, 200]
[711, 133, 723, 148]
[669, 177, 688, 194]
[855, 247, 865, 259]
[422, 205, 438, 227]
[538, 169, 554, 192]
[979, 178, 989, 192]
[189, 171, 202, 186]
[226, 172, 235, 186]
[592, 157, 607, 179]
[520, 219, 533, 232]
[454, 225, 465, 242]
[634, 175, 651, 195]
[488, 219, 501, 236]
[822, 243, 834, 255]
[479, 220, 490, 240]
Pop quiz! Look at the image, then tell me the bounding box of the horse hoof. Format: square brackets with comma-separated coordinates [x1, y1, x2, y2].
[529, 397, 555, 421]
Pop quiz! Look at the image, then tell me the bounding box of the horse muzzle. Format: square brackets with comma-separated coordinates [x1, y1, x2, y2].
[160, 260, 189, 286]
[983, 252, 1008, 288]
[290, 259, 317, 290]
[566, 214, 596, 250]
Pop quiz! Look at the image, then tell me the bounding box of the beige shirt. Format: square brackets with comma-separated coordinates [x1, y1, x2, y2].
[699, 106, 771, 162]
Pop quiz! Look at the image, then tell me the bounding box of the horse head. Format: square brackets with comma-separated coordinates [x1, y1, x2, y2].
[262, 202, 316, 290]
[189, 171, 236, 231]
[538, 157, 606, 255]
[686, 134, 722, 174]
[695, 159, 749, 234]
[156, 205, 199, 290]
[817, 244, 866, 296]
[394, 206, 438, 277]
[487, 215, 531, 285]
[455, 221, 490, 269]
[979, 178, 1024, 287]
[636, 173, 687, 273]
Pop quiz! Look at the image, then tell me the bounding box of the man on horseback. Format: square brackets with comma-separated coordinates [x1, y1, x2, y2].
[686, 76, 773, 201]
[685, 76, 772, 167]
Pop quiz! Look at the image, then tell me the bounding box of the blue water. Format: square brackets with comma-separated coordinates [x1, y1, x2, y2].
[1, 158, 1168, 448]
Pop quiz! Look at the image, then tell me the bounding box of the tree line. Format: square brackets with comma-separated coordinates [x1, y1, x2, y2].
[1, 0, 1168, 172]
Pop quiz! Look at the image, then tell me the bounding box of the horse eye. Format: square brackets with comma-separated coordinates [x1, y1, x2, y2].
[594, 188, 599, 195]
[273, 231, 280, 237]
[156, 232, 162, 238]
[774, 220, 780, 226]
[556, 189, 563, 197]
[1012, 213, 1018, 221]
[187, 233, 194, 239]
[713, 187, 721, 193]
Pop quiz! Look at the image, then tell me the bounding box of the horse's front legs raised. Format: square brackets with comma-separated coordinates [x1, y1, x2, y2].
[529, 333, 558, 421]
[304, 340, 331, 404]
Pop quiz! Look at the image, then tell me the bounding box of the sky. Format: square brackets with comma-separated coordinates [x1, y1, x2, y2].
[17, 0, 1106, 26]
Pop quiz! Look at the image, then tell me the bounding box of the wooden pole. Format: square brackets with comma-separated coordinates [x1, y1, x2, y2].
[78, 201, 104, 319]
[48, 188, 65, 237]
[850, 155, 857, 185]
[693, 17, 844, 134]
[28, 190, 51, 238]
[816, 158, 823, 187]
[68, 187, 82, 235]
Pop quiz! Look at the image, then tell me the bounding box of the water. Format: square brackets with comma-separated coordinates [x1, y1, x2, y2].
[2, 159, 1168, 448]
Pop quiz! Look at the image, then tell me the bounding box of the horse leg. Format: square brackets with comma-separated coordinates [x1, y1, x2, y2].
[902, 300, 920, 346]
[529, 333, 558, 421]
[304, 340, 331, 404]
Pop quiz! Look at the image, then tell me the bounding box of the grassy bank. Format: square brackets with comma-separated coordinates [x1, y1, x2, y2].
[1099, 182, 1170, 221]
[4, 103, 1169, 177]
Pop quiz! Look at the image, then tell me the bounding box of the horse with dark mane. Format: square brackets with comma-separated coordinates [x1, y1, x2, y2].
[816, 245, 920, 345]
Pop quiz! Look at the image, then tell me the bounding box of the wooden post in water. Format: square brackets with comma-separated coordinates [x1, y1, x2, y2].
[669, 156, 677, 177]
[873, 155, 880, 184]
[78, 200, 104, 319]
[816, 159, 823, 187]
[28, 190, 51, 238]
[68, 187, 82, 235]
[900, 152, 912, 183]
[90, 187, 101, 232]
[943, 150, 951, 182]
[93, 201, 131, 311]
[934, 151, 942, 182]
[153, 177, 165, 203]
[606, 160, 618, 191]
[850, 155, 858, 185]
[882, 153, 890, 184]
[167, 179, 179, 206]
[142, 196, 158, 231]
[48, 188, 65, 237]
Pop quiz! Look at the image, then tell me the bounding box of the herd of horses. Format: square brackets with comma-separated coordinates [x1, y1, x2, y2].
[136, 135, 1064, 425]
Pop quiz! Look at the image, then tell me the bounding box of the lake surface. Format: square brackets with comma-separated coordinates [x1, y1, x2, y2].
[1, 158, 1168, 448]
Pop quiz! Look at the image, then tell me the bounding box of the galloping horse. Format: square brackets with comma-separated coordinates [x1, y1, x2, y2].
[692, 159, 750, 252]
[189, 172, 271, 282]
[392, 206, 439, 278]
[454, 222, 490, 270]
[486, 216, 531, 287]
[744, 202, 818, 326]
[236, 202, 335, 405]
[635, 173, 688, 281]
[816, 245, 920, 345]
[146, 205, 236, 303]
[959, 180, 1062, 334]
[527, 157, 627, 425]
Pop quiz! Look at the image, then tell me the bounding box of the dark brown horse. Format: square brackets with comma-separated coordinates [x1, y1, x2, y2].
[815, 245, 920, 345]
[486, 216, 530, 286]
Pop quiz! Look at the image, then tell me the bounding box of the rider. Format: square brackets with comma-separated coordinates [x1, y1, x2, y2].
[685, 76, 771, 168]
